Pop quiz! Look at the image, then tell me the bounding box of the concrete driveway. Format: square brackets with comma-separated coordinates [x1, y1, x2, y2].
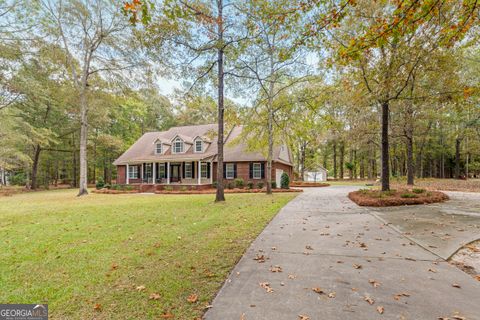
[204, 186, 480, 320]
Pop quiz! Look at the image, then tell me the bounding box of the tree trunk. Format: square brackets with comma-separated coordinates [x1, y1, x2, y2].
[406, 135, 414, 185]
[455, 137, 461, 179]
[339, 141, 344, 179]
[381, 101, 390, 191]
[300, 141, 306, 181]
[31, 145, 42, 190]
[215, 0, 225, 202]
[78, 89, 89, 196]
[333, 142, 337, 179]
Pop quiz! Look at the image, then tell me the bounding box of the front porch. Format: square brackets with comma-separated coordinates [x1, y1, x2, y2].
[125, 161, 213, 186]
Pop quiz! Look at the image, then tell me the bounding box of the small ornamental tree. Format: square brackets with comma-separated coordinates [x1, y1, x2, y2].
[280, 172, 290, 189]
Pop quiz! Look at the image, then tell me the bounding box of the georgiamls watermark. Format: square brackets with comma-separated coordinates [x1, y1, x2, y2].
[0, 304, 48, 320]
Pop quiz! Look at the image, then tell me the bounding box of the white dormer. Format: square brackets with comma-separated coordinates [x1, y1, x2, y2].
[172, 137, 184, 153]
[194, 137, 203, 153]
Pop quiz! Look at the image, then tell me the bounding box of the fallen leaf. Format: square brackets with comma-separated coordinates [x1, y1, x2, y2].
[298, 315, 310, 320]
[254, 254, 266, 263]
[353, 264, 362, 269]
[259, 282, 274, 293]
[328, 292, 336, 298]
[111, 263, 119, 270]
[312, 287, 324, 294]
[149, 293, 161, 300]
[305, 245, 314, 250]
[136, 285, 146, 291]
[364, 296, 375, 305]
[240, 313, 246, 320]
[187, 294, 198, 303]
[393, 292, 410, 300]
[288, 274, 296, 279]
[269, 265, 282, 273]
[452, 283, 461, 288]
[377, 306, 384, 314]
[475, 275, 480, 281]
[160, 313, 174, 319]
[93, 303, 102, 311]
[368, 279, 380, 288]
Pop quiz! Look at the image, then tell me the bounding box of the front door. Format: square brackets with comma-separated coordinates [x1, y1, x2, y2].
[276, 169, 283, 187]
[171, 164, 181, 182]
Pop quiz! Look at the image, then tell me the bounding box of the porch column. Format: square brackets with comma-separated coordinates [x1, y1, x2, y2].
[210, 161, 213, 184]
[152, 162, 156, 184]
[126, 164, 129, 184]
[198, 161, 201, 185]
[167, 161, 170, 184]
[140, 163, 144, 183]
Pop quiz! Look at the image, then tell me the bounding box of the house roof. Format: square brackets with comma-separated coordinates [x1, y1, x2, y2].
[113, 124, 293, 165]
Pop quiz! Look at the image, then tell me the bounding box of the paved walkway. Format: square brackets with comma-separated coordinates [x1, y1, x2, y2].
[204, 186, 480, 320]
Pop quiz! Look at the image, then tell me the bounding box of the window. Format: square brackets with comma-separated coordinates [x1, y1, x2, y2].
[128, 165, 138, 179]
[201, 163, 208, 178]
[195, 140, 203, 152]
[185, 163, 192, 178]
[159, 163, 165, 178]
[226, 163, 235, 179]
[173, 138, 184, 153]
[155, 143, 162, 154]
[253, 163, 262, 179]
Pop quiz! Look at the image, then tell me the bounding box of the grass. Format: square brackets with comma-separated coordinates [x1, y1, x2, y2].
[0, 189, 296, 319]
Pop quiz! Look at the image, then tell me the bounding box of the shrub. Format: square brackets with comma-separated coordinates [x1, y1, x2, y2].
[103, 184, 111, 189]
[400, 193, 418, 199]
[95, 177, 105, 190]
[247, 181, 254, 189]
[234, 178, 244, 189]
[180, 186, 188, 192]
[124, 185, 134, 191]
[227, 182, 234, 189]
[271, 181, 277, 189]
[412, 188, 426, 194]
[163, 186, 173, 191]
[212, 181, 218, 188]
[358, 188, 370, 194]
[257, 182, 264, 189]
[383, 190, 396, 196]
[10, 172, 27, 186]
[280, 172, 290, 189]
[111, 184, 120, 190]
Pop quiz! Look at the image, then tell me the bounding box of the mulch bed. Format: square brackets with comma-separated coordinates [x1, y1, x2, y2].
[92, 189, 140, 194]
[155, 188, 303, 195]
[348, 188, 449, 207]
[92, 188, 302, 195]
[290, 182, 330, 187]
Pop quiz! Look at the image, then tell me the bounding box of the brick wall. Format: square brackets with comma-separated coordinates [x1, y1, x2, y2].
[212, 161, 293, 186]
[117, 165, 126, 184]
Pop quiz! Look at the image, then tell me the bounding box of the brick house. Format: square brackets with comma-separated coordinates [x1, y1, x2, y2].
[113, 124, 293, 190]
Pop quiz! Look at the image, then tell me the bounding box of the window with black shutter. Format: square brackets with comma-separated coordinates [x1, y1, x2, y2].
[233, 163, 237, 178]
[249, 163, 253, 179]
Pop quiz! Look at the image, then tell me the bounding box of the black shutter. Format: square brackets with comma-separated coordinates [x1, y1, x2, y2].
[162, 163, 166, 178]
[261, 163, 265, 179]
[249, 163, 253, 179]
[192, 162, 195, 178]
[223, 163, 226, 179]
[207, 162, 211, 178]
[234, 163, 237, 178]
[182, 162, 185, 178]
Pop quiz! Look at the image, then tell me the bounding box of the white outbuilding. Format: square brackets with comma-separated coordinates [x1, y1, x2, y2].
[303, 166, 328, 182]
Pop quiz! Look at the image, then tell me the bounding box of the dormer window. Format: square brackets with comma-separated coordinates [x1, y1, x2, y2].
[195, 140, 203, 152]
[155, 143, 163, 154]
[173, 138, 184, 153]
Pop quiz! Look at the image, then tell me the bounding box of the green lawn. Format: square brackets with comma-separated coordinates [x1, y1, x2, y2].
[0, 189, 296, 319]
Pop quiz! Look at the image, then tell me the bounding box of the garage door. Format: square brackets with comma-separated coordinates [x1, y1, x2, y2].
[276, 169, 283, 187]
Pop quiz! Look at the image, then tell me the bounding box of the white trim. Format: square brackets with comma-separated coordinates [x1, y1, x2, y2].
[126, 164, 129, 184]
[155, 143, 163, 154]
[253, 163, 262, 179]
[194, 138, 203, 153]
[198, 161, 201, 184]
[152, 162, 156, 183]
[172, 137, 184, 154]
[226, 163, 235, 179]
[185, 162, 192, 179]
[167, 162, 170, 184]
[201, 162, 208, 179]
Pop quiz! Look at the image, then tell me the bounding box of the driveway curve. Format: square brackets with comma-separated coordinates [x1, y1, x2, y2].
[204, 186, 480, 320]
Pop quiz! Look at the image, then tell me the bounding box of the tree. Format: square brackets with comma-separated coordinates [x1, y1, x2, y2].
[41, 0, 137, 196]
